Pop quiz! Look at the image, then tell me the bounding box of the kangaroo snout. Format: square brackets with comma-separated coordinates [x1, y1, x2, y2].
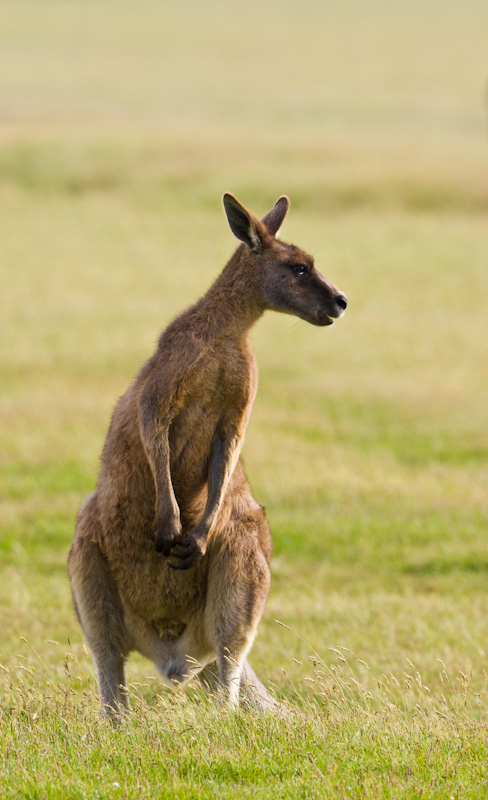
[312, 279, 348, 326]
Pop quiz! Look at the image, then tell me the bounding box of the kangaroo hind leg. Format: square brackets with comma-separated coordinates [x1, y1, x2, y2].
[205, 516, 271, 708]
[198, 658, 279, 712]
[68, 493, 129, 718]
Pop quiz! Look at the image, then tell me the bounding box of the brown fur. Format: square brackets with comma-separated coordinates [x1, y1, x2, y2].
[68, 193, 347, 715]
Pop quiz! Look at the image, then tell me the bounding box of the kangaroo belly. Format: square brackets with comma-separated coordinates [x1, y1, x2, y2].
[110, 543, 209, 623]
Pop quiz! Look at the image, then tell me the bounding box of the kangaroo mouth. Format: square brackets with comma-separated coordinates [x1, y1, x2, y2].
[296, 307, 340, 327]
[315, 310, 335, 327]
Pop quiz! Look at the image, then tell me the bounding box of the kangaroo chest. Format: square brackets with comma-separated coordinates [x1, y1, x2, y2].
[167, 347, 256, 501]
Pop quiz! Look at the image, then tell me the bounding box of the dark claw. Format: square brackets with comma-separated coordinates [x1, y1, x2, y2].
[167, 537, 203, 570]
[171, 545, 194, 561]
[168, 552, 200, 570]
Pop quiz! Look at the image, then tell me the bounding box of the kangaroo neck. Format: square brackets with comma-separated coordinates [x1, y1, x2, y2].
[193, 249, 264, 341]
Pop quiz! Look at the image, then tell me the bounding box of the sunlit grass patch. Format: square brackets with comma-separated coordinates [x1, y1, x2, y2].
[2, 642, 488, 799]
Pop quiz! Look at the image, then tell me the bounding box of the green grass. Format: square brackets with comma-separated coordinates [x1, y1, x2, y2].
[2, 0, 488, 797]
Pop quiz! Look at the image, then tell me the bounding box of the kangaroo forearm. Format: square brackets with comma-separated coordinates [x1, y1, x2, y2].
[168, 433, 243, 569]
[199, 434, 241, 532]
[146, 441, 178, 512]
[147, 441, 182, 553]
[150, 445, 181, 527]
[139, 405, 180, 527]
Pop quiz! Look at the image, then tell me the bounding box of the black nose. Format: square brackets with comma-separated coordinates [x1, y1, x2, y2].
[335, 293, 348, 311]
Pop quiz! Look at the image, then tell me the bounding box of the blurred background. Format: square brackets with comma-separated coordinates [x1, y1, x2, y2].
[1, 0, 488, 696]
[1, 1, 487, 203]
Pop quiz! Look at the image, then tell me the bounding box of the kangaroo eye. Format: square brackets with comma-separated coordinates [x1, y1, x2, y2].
[292, 264, 307, 275]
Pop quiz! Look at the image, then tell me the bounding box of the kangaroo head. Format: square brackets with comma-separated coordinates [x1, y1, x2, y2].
[223, 193, 347, 327]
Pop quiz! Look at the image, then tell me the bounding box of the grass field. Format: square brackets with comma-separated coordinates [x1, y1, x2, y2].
[1, 1, 488, 797]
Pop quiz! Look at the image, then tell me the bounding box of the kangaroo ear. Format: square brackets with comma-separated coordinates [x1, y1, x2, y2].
[223, 193, 264, 252]
[261, 196, 290, 237]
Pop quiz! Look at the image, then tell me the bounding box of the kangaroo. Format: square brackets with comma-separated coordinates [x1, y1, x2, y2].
[68, 193, 347, 716]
